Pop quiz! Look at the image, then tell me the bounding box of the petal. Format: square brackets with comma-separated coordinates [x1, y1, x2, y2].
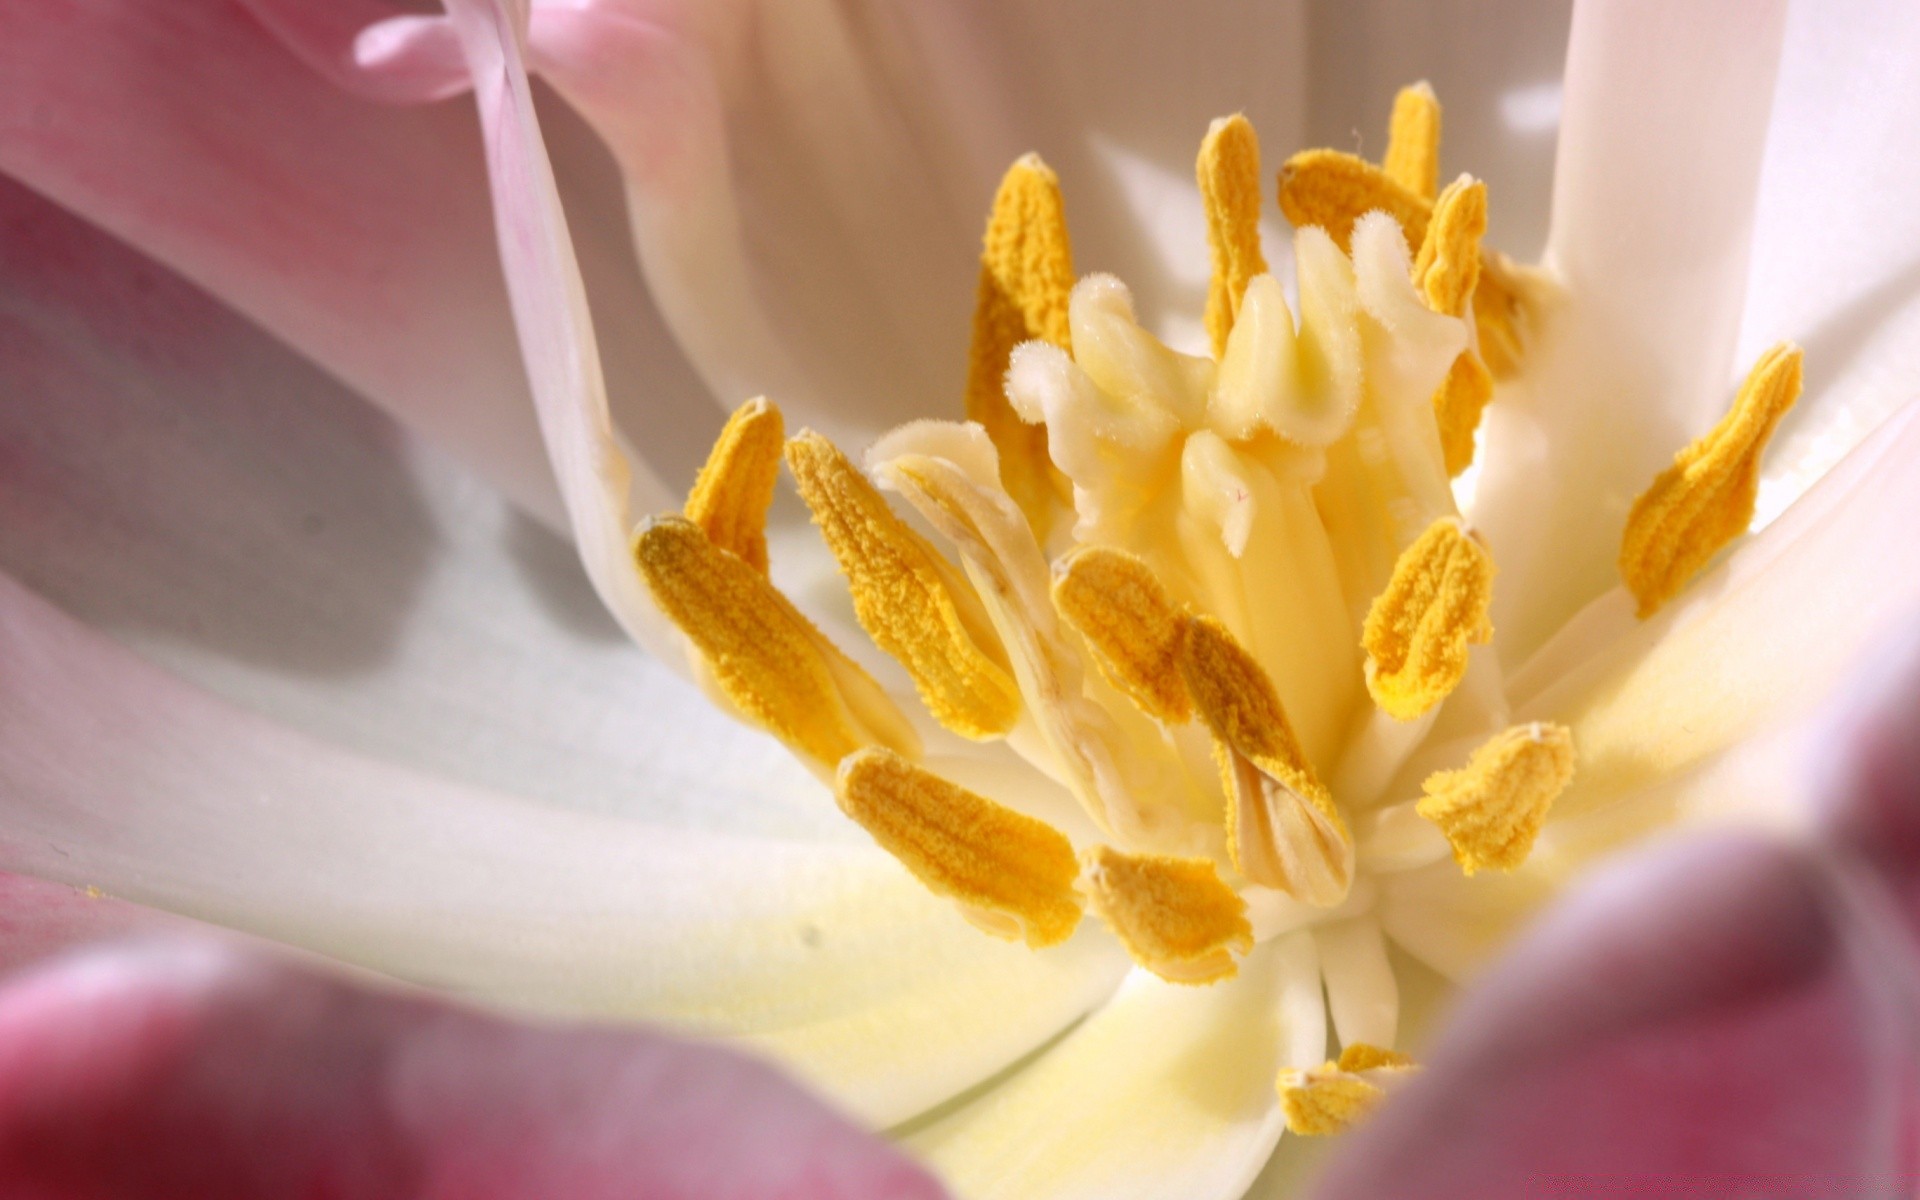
[0, 573, 1126, 1127]
[0, 0, 562, 521]
[0, 940, 946, 1198]
[1312, 834, 1901, 1197]
[0, 874, 213, 977]
[1473, 0, 1790, 661]
[0, 176, 812, 831]
[1513, 398, 1920, 838]
[907, 934, 1326, 1200]
[1741, 2, 1920, 527]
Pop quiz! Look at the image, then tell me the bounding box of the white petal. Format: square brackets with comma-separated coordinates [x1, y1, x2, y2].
[0, 573, 1128, 1126]
[1473, 0, 1789, 662]
[907, 934, 1325, 1200]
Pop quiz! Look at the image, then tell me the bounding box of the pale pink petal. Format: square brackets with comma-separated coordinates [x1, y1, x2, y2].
[0, 875, 213, 978]
[0, 0, 560, 521]
[0, 940, 946, 1199]
[1316, 835, 1903, 1196]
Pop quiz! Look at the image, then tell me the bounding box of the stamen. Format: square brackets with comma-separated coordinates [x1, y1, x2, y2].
[967, 154, 1076, 540]
[1618, 344, 1804, 618]
[633, 516, 916, 769]
[1082, 845, 1252, 984]
[1276, 149, 1429, 255]
[786, 431, 1020, 741]
[1413, 178, 1494, 477]
[1418, 722, 1575, 875]
[1052, 546, 1193, 723]
[1382, 81, 1441, 202]
[837, 748, 1083, 948]
[1179, 616, 1353, 905]
[1198, 113, 1270, 358]
[1362, 517, 1495, 720]
[684, 397, 783, 574]
[1278, 1044, 1418, 1136]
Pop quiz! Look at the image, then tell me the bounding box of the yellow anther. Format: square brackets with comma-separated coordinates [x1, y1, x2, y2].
[786, 431, 1020, 741]
[1362, 517, 1495, 721]
[1414, 178, 1494, 477]
[1082, 845, 1252, 985]
[1418, 722, 1575, 875]
[1619, 344, 1804, 618]
[1278, 1044, 1418, 1136]
[1198, 113, 1270, 358]
[1052, 546, 1192, 723]
[1179, 616, 1352, 904]
[634, 516, 912, 768]
[1277, 149, 1430, 255]
[966, 154, 1076, 541]
[683, 397, 784, 574]
[836, 747, 1083, 948]
[1383, 81, 1442, 201]
[1413, 177, 1485, 317]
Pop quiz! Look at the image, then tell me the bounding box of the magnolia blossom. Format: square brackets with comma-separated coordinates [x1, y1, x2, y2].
[5, 0, 1920, 1196]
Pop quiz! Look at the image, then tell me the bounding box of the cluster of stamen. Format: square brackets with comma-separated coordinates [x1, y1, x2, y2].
[632, 80, 1802, 1137]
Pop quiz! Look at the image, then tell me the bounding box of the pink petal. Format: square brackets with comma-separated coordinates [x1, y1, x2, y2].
[0, 875, 211, 978]
[0, 940, 947, 1199]
[0, 0, 559, 521]
[1314, 835, 1908, 1196]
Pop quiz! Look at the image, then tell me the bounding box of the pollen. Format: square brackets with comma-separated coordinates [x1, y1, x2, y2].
[1179, 616, 1353, 905]
[1082, 845, 1253, 985]
[786, 431, 1021, 741]
[634, 516, 911, 769]
[1277, 149, 1429, 255]
[836, 748, 1083, 948]
[1618, 343, 1804, 618]
[1198, 113, 1270, 358]
[1414, 178, 1495, 476]
[967, 154, 1076, 540]
[1362, 517, 1495, 720]
[1418, 722, 1576, 874]
[684, 397, 784, 574]
[1279, 1044, 1418, 1136]
[1052, 546, 1193, 723]
[1383, 81, 1441, 201]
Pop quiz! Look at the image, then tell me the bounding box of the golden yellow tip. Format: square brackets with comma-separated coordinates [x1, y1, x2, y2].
[1619, 344, 1804, 618]
[1418, 722, 1576, 874]
[1052, 546, 1193, 723]
[966, 154, 1076, 540]
[1413, 176, 1486, 318]
[1277, 149, 1431, 254]
[1362, 517, 1496, 721]
[1278, 1044, 1418, 1136]
[1198, 113, 1270, 358]
[684, 397, 785, 574]
[1383, 81, 1442, 202]
[1082, 845, 1252, 984]
[836, 747, 1083, 948]
[634, 516, 901, 768]
[786, 430, 1021, 741]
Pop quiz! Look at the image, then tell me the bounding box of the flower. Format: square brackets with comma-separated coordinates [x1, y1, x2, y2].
[5, 0, 1920, 1197]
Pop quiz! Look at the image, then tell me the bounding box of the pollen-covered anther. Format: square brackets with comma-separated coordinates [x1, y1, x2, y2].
[1277, 149, 1430, 255]
[786, 431, 1021, 741]
[1619, 343, 1804, 618]
[1198, 113, 1270, 357]
[966, 154, 1076, 540]
[683, 397, 784, 574]
[1414, 178, 1494, 477]
[633, 517, 916, 770]
[1081, 845, 1252, 985]
[1278, 1044, 1419, 1136]
[1383, 81, 1441, 201]
[1362, 517, 1495, 720]
[1178, 616, 1353, 906]
[1052, 546, 1192, 723]
[836, 748, 1083, 948]
[1419, 722, 1575, 874]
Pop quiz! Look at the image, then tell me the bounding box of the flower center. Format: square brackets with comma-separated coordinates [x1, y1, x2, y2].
[631, 81, 1802, 1136]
